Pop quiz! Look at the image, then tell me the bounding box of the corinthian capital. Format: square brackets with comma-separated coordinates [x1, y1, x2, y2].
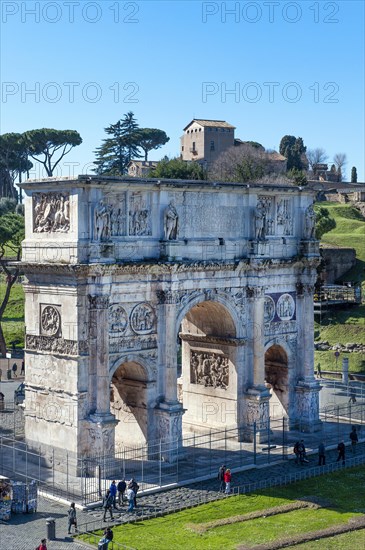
[88, 295, 110, 309]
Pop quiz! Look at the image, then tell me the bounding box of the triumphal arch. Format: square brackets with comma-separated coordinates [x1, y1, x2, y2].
[20, 176, 321, 463]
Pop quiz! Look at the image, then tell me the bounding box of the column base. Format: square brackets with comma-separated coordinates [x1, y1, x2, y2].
[154, 402, 185, 462]
[293, 380, 322, 432]
[242, 387, 271, 442]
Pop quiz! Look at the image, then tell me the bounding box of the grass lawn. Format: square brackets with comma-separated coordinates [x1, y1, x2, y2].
[0, 280, 25, 348]
[80, 467, 365, 550]
[314, 203, 365, 373]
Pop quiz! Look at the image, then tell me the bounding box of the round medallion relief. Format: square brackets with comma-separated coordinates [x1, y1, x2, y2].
[41, 306, 61, 336]
[277, 293, 295, 321]
[130, 303, 155, 334]
[109, 305, 128, 334]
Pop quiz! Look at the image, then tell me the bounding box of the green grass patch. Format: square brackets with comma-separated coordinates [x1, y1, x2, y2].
[78, 467, 365, 550]
[314, 350, 365, 374]
[292, 529, 365, 549]
[0, 281, 25, 348]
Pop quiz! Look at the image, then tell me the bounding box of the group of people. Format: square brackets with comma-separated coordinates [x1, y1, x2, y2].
[217, 465, 232, 494]
[102, 478, 140, 520]
[294, 426, 359, 467]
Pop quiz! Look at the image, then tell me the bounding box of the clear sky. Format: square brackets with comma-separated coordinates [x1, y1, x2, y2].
[1, 0, 364, 183]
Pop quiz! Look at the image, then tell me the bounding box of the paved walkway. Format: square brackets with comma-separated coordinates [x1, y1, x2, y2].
[1, 442, 364, 550]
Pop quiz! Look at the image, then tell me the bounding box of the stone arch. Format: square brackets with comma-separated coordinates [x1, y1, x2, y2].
[264, 343, 290, 418]
[176, 291, 244, 339]
[110, 355, 157, 450]
[179, 298, 240, 432]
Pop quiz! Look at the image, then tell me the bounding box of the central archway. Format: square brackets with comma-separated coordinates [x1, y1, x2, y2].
[264, 345, 288, 419]
[179, 300, 238, 433]
[111, 361, 149, 450]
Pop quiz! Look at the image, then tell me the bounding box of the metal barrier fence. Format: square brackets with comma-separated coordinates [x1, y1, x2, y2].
[0, 402, 364, 506]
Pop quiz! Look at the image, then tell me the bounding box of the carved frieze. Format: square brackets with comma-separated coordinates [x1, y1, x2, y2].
[109, 305, 128, 334]
[130, 303, 155, 334]
[190, 350, 229, 389]
[26, 334, 81, 356]
[129, 192, 151, 236]
[264, 320, 297, 336]
[276, 198, 293, 236]
[109, 334, 157, 354]
[33, 192, 70, 233]
[40, 305, 61, 337]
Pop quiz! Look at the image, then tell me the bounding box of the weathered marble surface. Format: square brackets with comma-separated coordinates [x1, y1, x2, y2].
[21, 176, 321, 463]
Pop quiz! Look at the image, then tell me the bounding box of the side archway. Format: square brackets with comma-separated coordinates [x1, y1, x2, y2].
[110, 358, 156, 450]
[264, 344, 289, 418]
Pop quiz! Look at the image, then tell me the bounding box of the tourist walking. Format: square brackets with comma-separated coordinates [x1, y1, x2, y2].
[350, 426, 358, 454]
[336, 441, 345, 465]
[318, 442, 326, 466]
[36, 539, 47, 550]
[102, 489, 114, 521]
[0, 391, 4, 411]
[109, 480, 118, 509]
[67, 502, 77, 534]
[128, 478, 139, 507]
[12, 362, 17, 378]
[224, 468, 232, 494]
[316, 363, 322, 379]
[127, 486, 135, 512]
[117, 478, 126, 505]
[20, 360, 25, 376]
[349, 387, 357, 404]
[98, 527, 113, 549]
[218, 464, 226, 492]
[0, 367, 2, 381]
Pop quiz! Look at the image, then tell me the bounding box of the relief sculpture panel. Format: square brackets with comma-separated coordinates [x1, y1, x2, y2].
[129, 192, 151, 236]
[130, 303, 155, 334]
[190, 351, 229, 389]
[33, 192, 70, 233]
[40, 305, 61, 337]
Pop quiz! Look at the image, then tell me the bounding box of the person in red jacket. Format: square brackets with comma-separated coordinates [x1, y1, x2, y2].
[224, 468, 231, 494]
[37, 539, 47, 550]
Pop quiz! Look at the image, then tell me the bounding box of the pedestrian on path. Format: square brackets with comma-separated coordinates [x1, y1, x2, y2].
[102, 489, 114, 521]
[127, 486, 135, 512]
[0, 367, 2, 381]
[36, 539, 47, 550]
[318, 442, 326, 466]
[20, 360, 25, 376]
[128, 478, 139, 507]
[224, 468, 231, 494]
[316, 363, 322, 379]
[218, 464, 226, 492]
[349, 387, 357, 404]
[336, 441, 345, 465]
[0, 391, 4, 411]
[12, 362, 17, 378]
[117, 478, 126, 505]
[350, 426, 358, 454]
[67, 501, 77, 534]
[109, 480, 118, 509]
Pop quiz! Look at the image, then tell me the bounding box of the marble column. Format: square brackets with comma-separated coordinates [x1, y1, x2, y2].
[244, 286, 270, 442]
[155, 290, 184, 460]
[294, 284, 321, 432]
[86, 294, 117, 455]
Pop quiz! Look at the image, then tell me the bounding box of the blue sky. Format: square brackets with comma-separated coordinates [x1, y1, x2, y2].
[1, 0, 364, 182]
